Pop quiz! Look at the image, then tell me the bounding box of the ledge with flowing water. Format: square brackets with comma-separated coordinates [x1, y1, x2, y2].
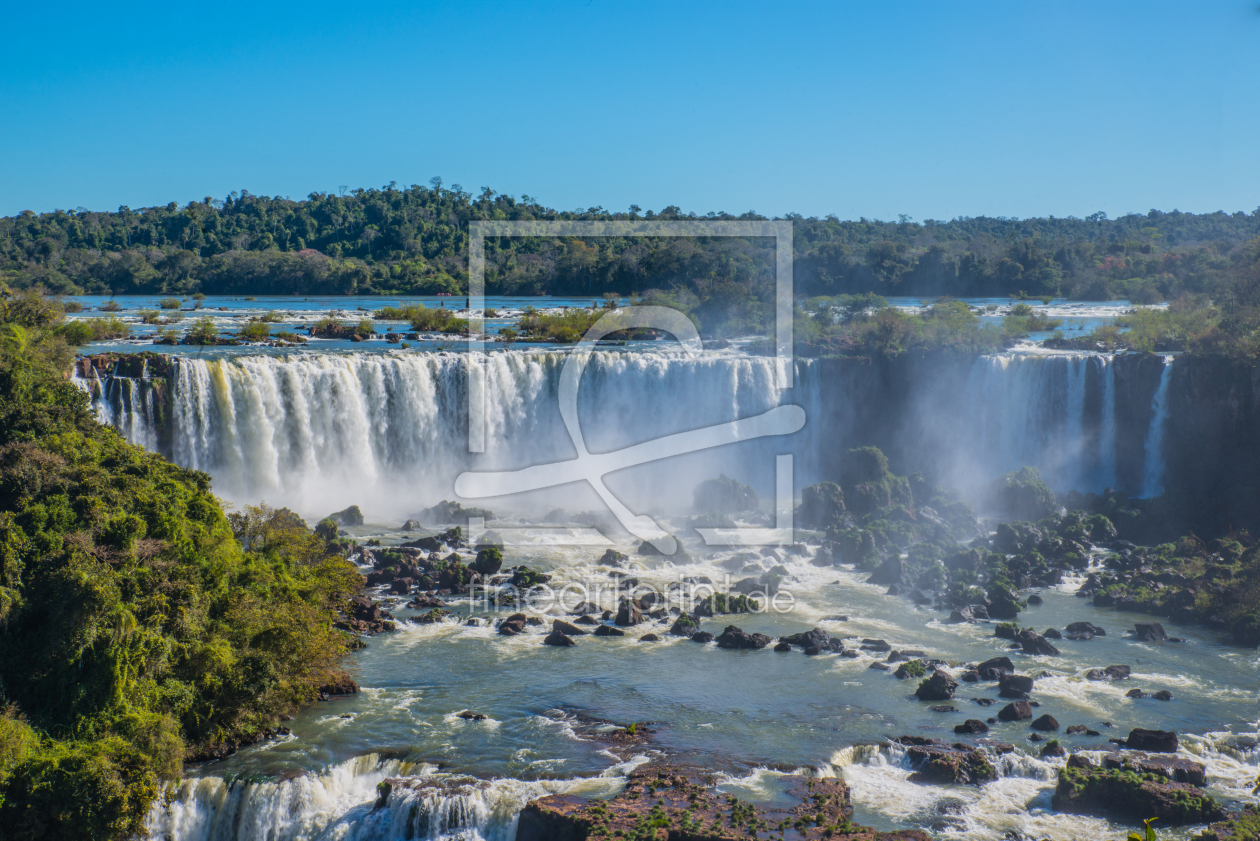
[73, 348, 1254, 529]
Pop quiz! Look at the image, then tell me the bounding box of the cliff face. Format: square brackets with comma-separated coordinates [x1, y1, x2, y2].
[1162, 356, 1260, 535]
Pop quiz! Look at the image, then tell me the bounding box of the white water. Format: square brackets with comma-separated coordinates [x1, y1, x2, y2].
[141, 752, 633, 841]
[964, 353, 1120, 493]
[79, 350, 1181, 519]
[1141, 356, 1174, 498]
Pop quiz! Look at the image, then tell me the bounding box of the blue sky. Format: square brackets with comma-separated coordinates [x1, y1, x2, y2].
[2, 1, 1257, 220]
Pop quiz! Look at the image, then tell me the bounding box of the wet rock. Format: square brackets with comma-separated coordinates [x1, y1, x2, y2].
[947, 607, 974, 624]
[1027, 594, 1043, 605]
[457, 710, 487, 721]
[998, 701, 1033, 721]
[774, 641, 792, 652]
[1067, 621, 1106, 636]
[543, 631, 575, 647]
[640, 634, 659, 642]
[1127, 728, 1178, 752]
[901, 740, 998, 785]
[1043, 627, 1061, 639]
[915, 669, 958, 701]
[998, 674, 1035, 698]
[955, 719, 989, 735]
[318, 674, 360, 696]
[959, 669, 980, 682]
[327, 505, 365, 526]
[976, 657, 1015, 681]
[1028, 732, 1044, 741]
[974, 698, 996, 706]
[593, 625, 626, 637]
[894, 660, 928, 680]
[574, 615, 598, 625]
[596, 548, 628, 567]
[1019, 632, 1061, 656]
[1130, 755, 1207, 787]
[1134, 622, 1168, 641]
[614, 599, 644, 627]
[497, 619, 526, 636]
[1152, 689, 1173, 701]
[690, 631, 714, 643]
[715, 625, 770, 650]
[1031, 714, 1060, 731]
[861, 638, 892, 652]
[780, 627, 830, 649]
[1104, 664, 1131, 679]
[1041, 741, 1067, 757]
[1126, 688, 1147, 698]
[1052, 762, 1222, 824]
[468, 547, 504, 575]
[570, 601, 600, 616]
[869, 662, 891, 671]
[401, 519, 422, 531]
[929, 705, 956, 713]
[552, 619, 588, 636]
[669, 615, 700, 636]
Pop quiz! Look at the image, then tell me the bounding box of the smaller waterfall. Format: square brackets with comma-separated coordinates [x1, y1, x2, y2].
[140, 753, 626, 841]
[1096, 356, 1117, 491]
[1140, 357, 1174, 498]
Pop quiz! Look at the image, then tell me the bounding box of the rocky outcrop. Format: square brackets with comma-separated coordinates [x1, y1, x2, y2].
[516, 763, 929, 841]
[326, 505, 365, 526]
[914, 669, 958, 701]
[899, 738, 998, 786]
[1127, 728, 1179, 752]
[1052, 759, 1222, 825]
[715, 625, 771, 650]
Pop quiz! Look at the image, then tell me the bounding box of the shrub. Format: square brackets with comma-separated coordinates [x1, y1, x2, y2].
[138, 309, 160, 324]
[185, 316, 219, 344]
[157, 297, 182, 310]
[238, 320, 271, 341]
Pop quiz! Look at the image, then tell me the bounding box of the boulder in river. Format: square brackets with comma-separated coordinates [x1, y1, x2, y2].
[468, 547, 503, 575]
[1019, 631, 1061, 656]
[899, 738, 998, 785]
[1066, 621, 1106, 636]
[615, 599, 644, 627]
[690, 631, 714, 643]
[1134, 622, 1168, 641]
[593, 625, 625, 637]
[542, 631, 575, 647]
[715, 625, 771, 650]
[552, 619, 587, 636]
[1127, 728, 1179, 752]
[915, 669, 958, 701]
[327, 505, 365, 526]
[976, 656, 1015, 680]
[669, 615, 700, 636]
[1052, 760, 1222, 824]
[998, 701, 1033, 721]
[1031, 714, 1060, 731]
[954, 719, 989, 735]
[998, 673, 1035, 698]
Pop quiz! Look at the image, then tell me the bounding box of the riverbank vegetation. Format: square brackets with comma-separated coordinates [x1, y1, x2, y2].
[0, 285, 361, 839]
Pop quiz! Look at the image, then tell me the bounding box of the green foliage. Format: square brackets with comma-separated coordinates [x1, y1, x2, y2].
[156, 297, 181, 310]
[185, 316, 219, 345]
[138, 309, 159, 324]
[518, 307, 605, 343]
[237, 320, 271, 341]
[0, 286, 361, 838]
[77, 316, 129, 341]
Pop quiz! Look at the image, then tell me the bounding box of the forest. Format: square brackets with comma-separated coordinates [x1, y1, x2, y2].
[0, 286, 361, 839]
[3, 181, 1259, 304]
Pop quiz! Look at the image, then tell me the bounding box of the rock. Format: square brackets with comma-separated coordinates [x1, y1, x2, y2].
[1067, 621, 1106, 636]
[593, 625, 625, 637]
[693, 474, 758, 513]
[690, 631, 714, 643]
[929, 705, 956, 713]
[552, 619, 588, 636]
[1104, 664, 1131, 679]
[994, 623, 1018, 640]
[1126, 688, 1147, 698]
[867, 556, 905, 587]
[1152, 689, 1173, 701]
[401, 519, 422, 531]
[1131, 755, 1207, 787]
[457, 710, 487, 721]
[543, 631, 575, 647]
[915, 669, 958, 701]
[976, 657, 1015, 680]
[1026, 594, 1043, 605]
[715, 625, 771, 650]
[614, 599, 644, 627]
[894, 660, 928, 680]
[774, 641, 792, 652]
[998, 701, 1033, 721]
[669, 615, 700, 636]
[1052, 763, 1222, 824]
[869, 661, 891, 671]
[515, 763, 892, 841]
[327, 505, 365, 526]
[1041, 741, 1067, 758]
[955, 719, 989, 735]
[1127, 728, 1179, 752]
[902, 741, 998, 785]
[779, 627, 830, 649]
[860, 638, 892, 652]
[1134, 622, 1167, 641]
[574, 615, 598, 625]
[1020, 632, 1061, 656]
[596, 548, 628, 567]
[947, 607, 974, 624]
[998, 673, 1035, 698]
[640, 633, 660, 642]
[1031, 714, 1060, 731]
[318, 674, 360, 695]
[498, 619, 526, 636]
[468, 547, 503, 575]
[797, 481, 846, 529]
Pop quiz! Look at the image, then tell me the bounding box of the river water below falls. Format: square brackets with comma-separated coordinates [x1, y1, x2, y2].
[145, 531, 1260, 841]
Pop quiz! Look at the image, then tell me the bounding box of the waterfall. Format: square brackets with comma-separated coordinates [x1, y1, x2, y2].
[139, 753, 620, 841]
[82, 351, 818, 522]
[1140, 356, 1174, 498]
[964, 353, 1120, 494]
[1096, 355, 1118, 491]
